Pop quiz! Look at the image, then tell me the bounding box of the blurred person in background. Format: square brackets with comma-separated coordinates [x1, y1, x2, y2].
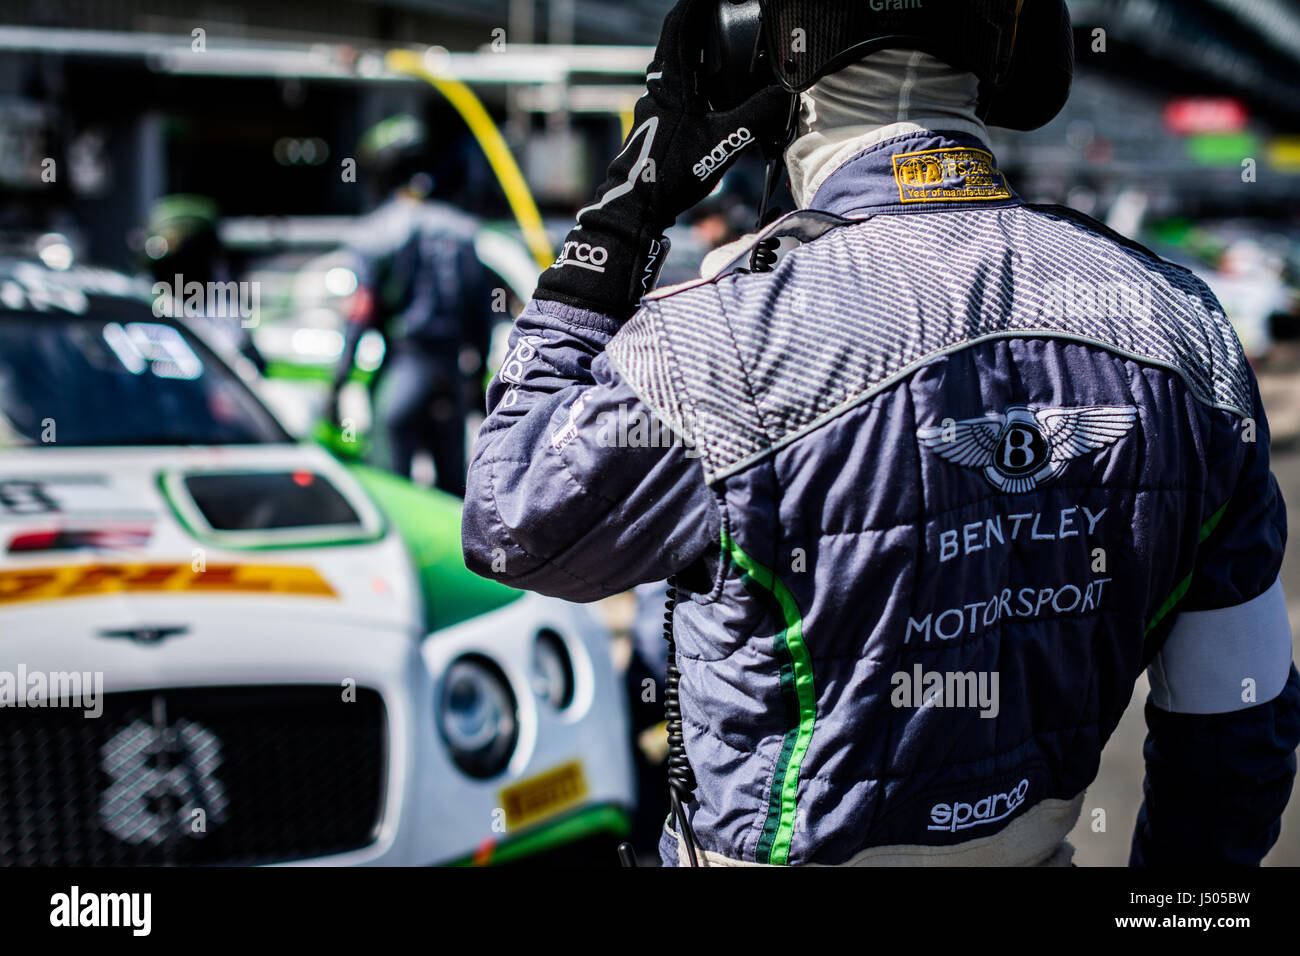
[685, 170, 758, 250]
[463, 0, 1300, 868]
[136, 194, 266, 373]
[329, 114, 494, 496]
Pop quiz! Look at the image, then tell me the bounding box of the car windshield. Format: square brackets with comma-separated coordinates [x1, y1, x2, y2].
[0, 304, 289, 447]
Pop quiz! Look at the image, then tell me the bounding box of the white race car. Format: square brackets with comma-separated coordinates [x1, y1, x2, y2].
[0, 260, 635, 866]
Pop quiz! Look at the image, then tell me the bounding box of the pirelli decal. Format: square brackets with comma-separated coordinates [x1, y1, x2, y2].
[0, 563, 336, 606]
[892, 146, 1013, 204]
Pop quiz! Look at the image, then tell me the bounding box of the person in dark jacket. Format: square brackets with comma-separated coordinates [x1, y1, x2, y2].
[331, 115, 495, 496]
[462, 0, 1300, 866]
[138, 194, 267, 373]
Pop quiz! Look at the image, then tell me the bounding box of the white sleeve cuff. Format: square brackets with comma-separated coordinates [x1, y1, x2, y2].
[1148, 575, 1294, 715]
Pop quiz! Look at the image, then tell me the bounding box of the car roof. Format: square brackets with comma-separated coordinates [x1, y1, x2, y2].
[0, 258, 154, 314]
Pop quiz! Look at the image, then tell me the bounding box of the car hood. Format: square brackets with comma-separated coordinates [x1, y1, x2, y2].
[0, 591, 420, 695]
[0, 443, 420, 636]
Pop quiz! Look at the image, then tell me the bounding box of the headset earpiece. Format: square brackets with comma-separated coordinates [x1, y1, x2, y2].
[980, 0, 1074, 131]
[714, 0, 1074, 132]
[702, 0, 769, 112]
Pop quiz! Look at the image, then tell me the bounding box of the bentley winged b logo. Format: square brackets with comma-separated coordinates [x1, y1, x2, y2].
[917, 405, 1139, 493]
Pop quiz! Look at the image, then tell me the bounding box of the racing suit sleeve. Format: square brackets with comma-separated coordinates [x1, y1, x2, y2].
[461, 2, 786, 602]
[1131, 387, 1300, 866]
[461, 297, 719, 603]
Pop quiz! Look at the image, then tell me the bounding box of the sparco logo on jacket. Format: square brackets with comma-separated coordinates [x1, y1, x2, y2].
[694, 127, 754, 180]
[553, 240, 610, 273]
[929, 778, 1030, 832]
[917, 405, 1138, 493]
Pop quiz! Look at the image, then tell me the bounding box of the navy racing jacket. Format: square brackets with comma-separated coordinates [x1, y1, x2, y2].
[463, 130, 1300, 866]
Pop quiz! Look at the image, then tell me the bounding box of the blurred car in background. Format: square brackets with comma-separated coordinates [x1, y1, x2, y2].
[1145, 217, 1300, 362]
[0, 259, 634, 866]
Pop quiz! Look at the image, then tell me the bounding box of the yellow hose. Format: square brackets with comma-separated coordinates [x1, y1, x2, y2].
[386, 48, 554, 271]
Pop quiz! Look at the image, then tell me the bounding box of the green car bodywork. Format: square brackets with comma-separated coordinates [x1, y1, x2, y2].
[343, 461, 522, 634]
[319, 431, 631, 863]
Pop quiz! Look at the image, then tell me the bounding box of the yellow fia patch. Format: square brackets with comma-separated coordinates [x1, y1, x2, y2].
[0, 563, 336, 606]
[892, 146, 1012, 204]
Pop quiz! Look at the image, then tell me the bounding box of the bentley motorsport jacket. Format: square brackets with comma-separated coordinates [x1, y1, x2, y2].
[462, 130, 1300, 866]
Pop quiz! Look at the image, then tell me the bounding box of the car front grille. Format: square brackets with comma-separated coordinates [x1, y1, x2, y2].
[0, 685, 386, 865]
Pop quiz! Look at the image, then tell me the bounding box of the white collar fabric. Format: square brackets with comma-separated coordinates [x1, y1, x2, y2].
[784, 49, 991, 208]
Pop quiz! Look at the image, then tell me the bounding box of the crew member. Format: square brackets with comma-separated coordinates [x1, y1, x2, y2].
[137, 194, 266, 372]
[463, 0, 1300, 866]
[331, 115, 494, 496]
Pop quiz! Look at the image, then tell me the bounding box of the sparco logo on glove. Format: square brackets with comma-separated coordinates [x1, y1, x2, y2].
[694, 127, 755, 180]
[554, 240, 610, 273]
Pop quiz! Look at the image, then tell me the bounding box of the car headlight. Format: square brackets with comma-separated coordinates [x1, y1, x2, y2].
[531, 629, 574, 710]
[438, 656, 518, 779]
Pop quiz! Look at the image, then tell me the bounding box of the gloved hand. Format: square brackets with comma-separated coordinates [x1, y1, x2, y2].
[534, 0, 793, 321]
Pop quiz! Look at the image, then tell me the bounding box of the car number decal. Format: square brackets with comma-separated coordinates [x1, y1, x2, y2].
[0, 480, 60, 515]
[100, 716, 229, 846]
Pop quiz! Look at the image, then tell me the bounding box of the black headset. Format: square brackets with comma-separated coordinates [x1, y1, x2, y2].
[702, 0, 1074, 133]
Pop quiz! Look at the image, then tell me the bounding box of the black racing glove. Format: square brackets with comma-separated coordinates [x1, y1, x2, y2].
[534, 0, 793, 321]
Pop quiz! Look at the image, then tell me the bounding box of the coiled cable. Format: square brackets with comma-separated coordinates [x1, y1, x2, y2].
[662, 575, 701, 866]
[662, 155, 788, 868]
[748, 233, 779, 273]
[744, 157, 788, 274]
